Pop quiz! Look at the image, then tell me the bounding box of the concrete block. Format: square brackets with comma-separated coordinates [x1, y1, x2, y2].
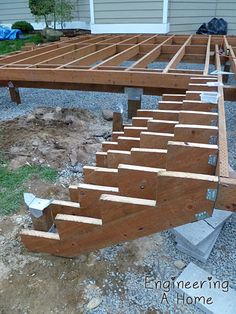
[176, 227, 221, 263]
[173, 209, 232, 247]
[175, 262, 236, 314]
[175, 225, 222, 256]
[173, 220, 214, 247]
[204, 209, 232, 229]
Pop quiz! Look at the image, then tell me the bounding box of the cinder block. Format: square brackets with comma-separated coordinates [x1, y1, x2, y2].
[173, 220, 214, 247]
[173, 209, 232, 247]
[173, 209, 232, 262]
[176, 227, 221, 263]
[175, 262, 236, 314]
[204, 209, 232, 229]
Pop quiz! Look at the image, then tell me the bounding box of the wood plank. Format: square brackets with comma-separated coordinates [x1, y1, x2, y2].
[102, 141, 119, 152]
[83, 166, 119, 187]
[124, 126, 148, 137]
[126, 36, 174, 69]
[56, 214, 102, 240]
[118, 164, 164, 199]
[179, 111, 218, 125]
[117, 136, 140, 150]
[158, 101, 183, 110]
[166, 141, 218, 174]
[188, 83, 217, 92]
[112, 131, 124, 141]
[154, 109, 180, 121]
[156, 171, 218, 222]
[174, 124, 218, 144]
[107, 150, 131, 168]
[216, 177, 236, 212]
[182, 100, 217, 112]
[131, 148, 167, 168]
[96, 152, 107, 167]
[147, 120, 178, 133]
[140, 132, 174, 149]
[132, 117, 153, 127]
[163, 35, 192, 73]
[204, 35, 211, 75]
[162, 94, 186, 101]
[215, 42, 229, 177]
[92, 35, 157, 69]
[73, 183, 119, 217]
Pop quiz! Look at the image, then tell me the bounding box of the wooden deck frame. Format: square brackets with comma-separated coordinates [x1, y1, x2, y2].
[15, 34, 236, 257]
[1, 34, 236, 107]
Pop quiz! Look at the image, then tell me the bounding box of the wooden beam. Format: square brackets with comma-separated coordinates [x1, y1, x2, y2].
[204, 35, 211, 75]
[163, 35, 192, 73]
[126, 35, 174, 70]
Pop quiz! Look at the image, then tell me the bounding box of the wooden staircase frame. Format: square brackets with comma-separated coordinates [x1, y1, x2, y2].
[21, 76, 236, 257]
[2, 34, 233, 257]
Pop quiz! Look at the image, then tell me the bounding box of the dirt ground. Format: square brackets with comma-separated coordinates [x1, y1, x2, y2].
[0, 107, 118, 314]
[0, 107, 111, 170]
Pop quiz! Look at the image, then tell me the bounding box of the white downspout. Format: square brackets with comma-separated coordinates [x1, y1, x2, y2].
[162, 0, 169, 32]
[89, 0, 95, 25]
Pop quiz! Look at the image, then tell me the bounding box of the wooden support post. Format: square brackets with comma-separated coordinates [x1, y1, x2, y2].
[125, 87, 143, 119]
[113, 112, 123, 131]
[8, 81, 21, 104]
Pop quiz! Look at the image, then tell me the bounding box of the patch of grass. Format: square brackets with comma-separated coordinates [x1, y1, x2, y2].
[0, 162, 58, 215]
[0, 33, 44, 55]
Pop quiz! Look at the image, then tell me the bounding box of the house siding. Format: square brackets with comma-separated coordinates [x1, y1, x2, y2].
[169, 0, 236, 34]
[93, 0, 164, 24]
[0, 0, 90, 27]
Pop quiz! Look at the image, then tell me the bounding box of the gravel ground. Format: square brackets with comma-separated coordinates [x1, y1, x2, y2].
[0, 66, 236, 313]
[0, 87, 159, 122]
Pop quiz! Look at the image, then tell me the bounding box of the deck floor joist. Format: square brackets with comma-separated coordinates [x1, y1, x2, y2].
[0, 34, 236, 98]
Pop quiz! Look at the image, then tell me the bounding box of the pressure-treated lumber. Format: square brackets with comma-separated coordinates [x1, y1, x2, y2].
[19, 35, 236, 257]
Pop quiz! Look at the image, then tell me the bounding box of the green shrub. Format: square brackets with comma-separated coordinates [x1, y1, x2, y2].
[12, 21, 34, 33]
